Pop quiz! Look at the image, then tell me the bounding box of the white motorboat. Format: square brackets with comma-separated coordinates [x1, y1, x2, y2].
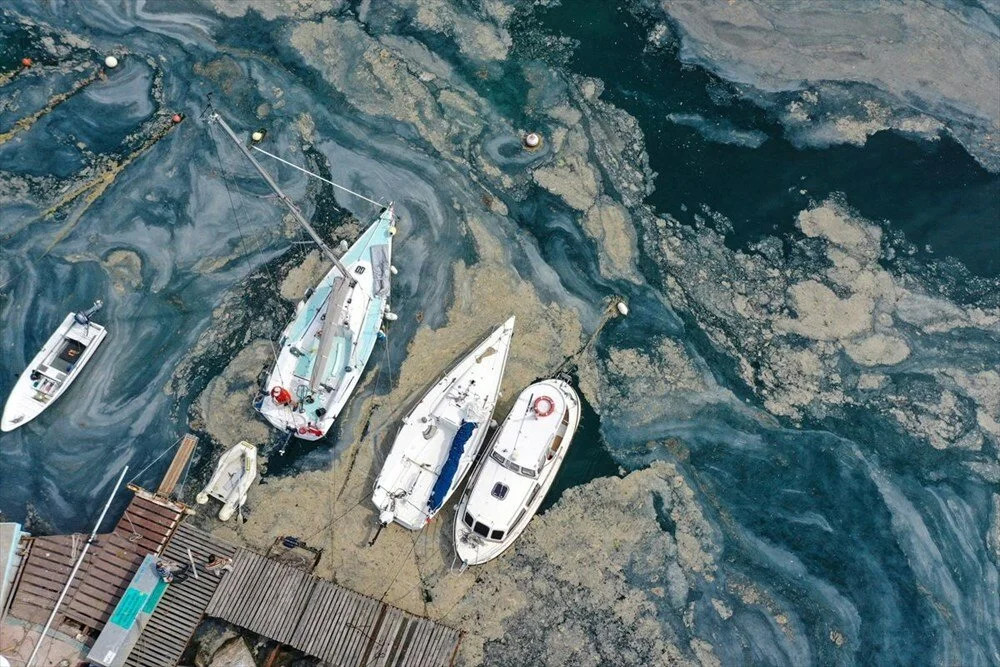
[209, 113, 396, 442]
[1, 301, 107, 432]
[372, 317, 515, 530]
[196, 441, 257, 521]
[453, 378, 580, 565]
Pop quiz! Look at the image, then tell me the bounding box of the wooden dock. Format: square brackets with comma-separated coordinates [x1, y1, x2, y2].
[156, 434, 199, 497]
[205, 549, 461, 666]
[7, 491, 184, 634]
[124, 523, 237, 667]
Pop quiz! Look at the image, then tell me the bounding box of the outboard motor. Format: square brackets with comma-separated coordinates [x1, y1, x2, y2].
[74, 299, 103, 325]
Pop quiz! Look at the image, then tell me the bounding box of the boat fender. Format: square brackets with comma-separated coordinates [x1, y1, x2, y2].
[379, 509, 395, 525]
[533, 396, 555, 417]
[271, 386, 293, 405]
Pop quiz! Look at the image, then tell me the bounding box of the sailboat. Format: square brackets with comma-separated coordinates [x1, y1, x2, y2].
[209, 113, 396, 441]
[453, 378, 580, 565]
[1, 301, 107, 432]
[372, 317, 515, 530]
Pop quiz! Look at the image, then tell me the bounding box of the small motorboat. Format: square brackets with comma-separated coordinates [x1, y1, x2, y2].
[453, 378, 580, 565]
[196, 441, 258, 521]
[372, 317, 515, 530]
[1, 301, 107, 432]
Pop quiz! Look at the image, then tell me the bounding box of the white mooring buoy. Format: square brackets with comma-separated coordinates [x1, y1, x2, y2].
[523, 132, 541, 149]
[616, 301, 629, 317]
[389, 265, 398, 275]
[104, 55, 119, 68]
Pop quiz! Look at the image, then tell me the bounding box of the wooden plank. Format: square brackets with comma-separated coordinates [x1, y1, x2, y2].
[371, 607, 405, 667]
[157, 434, 198, 496]
[347, 598, 382, 665]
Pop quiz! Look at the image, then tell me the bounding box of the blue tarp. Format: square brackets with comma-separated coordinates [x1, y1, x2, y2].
[428, 421, 477, 512]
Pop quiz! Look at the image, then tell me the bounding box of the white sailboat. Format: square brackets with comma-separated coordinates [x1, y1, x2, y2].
[372, 317, 515, 530]
[209, 113, 396, 441]
[1, 301, 107, 432]
[196, 441, 257, 521]
[453, 378, 580, 565]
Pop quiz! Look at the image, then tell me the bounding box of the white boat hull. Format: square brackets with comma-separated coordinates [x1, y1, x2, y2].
[454, 378, 580, 565]
[196, 441, 258, 521]
[372, 317, 515, 530]
[256, 208, 394, 441]
[2, 312, 107, 432]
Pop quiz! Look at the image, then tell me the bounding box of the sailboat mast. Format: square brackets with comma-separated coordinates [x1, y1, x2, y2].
[209, 113, 356, 286]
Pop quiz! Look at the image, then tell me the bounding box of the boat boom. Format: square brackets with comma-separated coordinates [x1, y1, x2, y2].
[208, 112, 356, 287]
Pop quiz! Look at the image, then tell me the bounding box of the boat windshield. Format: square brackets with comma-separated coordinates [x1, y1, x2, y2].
[490, 451, 538, 478]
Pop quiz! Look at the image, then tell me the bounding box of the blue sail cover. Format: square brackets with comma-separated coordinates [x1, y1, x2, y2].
[428, 421, 477, 513]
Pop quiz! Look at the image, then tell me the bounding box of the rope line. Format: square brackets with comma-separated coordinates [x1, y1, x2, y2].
[251, 145, 385, 208]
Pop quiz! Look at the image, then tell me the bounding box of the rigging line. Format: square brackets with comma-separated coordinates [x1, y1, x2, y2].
[251, 145, 385, 208]
[128, 436, 182, 485]
[378, 529, 420, 602]
[208, 123, 289, 391]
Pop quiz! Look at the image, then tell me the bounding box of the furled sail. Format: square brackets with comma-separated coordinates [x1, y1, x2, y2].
[310, 276, 350, 391]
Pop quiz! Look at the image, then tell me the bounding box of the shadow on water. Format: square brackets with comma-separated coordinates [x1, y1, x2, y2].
[540, 376, 619, 513]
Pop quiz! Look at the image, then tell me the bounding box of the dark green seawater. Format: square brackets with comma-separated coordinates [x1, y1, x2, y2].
[1, 2, 998, 665]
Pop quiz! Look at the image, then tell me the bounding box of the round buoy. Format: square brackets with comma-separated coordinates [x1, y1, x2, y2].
[523, 132, 541, 149]
[616, 301, 629, 316]
[171, 113, 182, 123]
[104, 55, 118, 68]
[20, 57, 32, 68]
[251, 130, 264, 142]
[533, 395, 556, 417]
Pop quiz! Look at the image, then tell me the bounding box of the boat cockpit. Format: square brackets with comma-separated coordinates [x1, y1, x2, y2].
[461, 509, 506, 542]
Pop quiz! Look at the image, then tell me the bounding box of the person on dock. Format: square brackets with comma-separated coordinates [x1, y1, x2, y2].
[153, 558, 190, 583]
[205, 553, 233, 574]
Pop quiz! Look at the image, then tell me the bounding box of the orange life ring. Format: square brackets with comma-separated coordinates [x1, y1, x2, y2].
[271, 386, 292, 405]
[533, 395, 555, 417]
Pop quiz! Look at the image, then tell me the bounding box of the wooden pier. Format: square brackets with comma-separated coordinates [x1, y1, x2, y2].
[3, 434, 461, 666]
[205, 549, 461, 666]
[124, 523, 236, 667]
[7, 490, 184, 634]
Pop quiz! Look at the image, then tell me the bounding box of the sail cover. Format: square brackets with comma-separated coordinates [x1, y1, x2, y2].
[370, 244, 391, 297]
[427, 420, 477, 512]
[310, 276, 350, 390]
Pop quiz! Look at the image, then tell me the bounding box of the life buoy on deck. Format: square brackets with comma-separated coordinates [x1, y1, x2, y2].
[533, 395, 555, 417]
[271, 386, 292, 405]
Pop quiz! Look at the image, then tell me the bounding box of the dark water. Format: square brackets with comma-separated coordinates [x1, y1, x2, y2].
[0, 2, 998, 665]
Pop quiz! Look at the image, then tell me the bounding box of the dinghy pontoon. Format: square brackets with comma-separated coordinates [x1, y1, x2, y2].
[1, 301, 107, 432]
[454, 378, 580, 565]
[196, 441, 257, 521]
[372, 317, 515, 530]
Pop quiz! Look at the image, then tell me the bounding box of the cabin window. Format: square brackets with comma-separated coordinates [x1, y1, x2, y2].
[490, 529, 505, 540]
[463, 512, 473, 527]
[491, 483, 509, 500]
[473, 521, 490, 538]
